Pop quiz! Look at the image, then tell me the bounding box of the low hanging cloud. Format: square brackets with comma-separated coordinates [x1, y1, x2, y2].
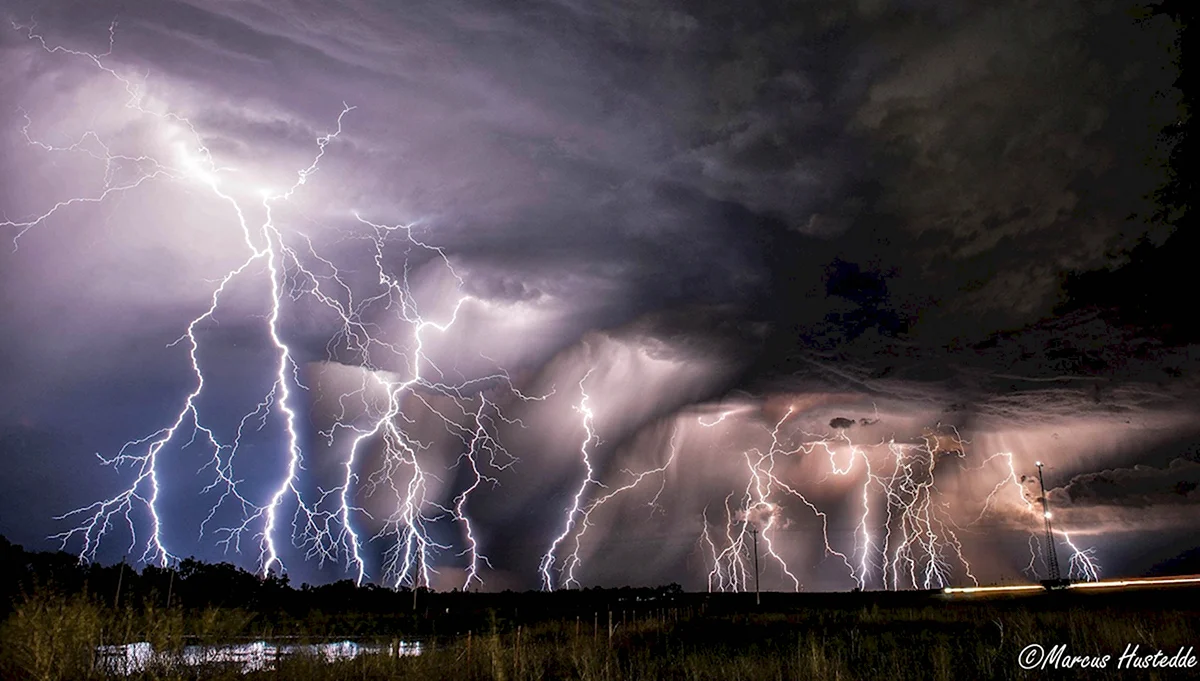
[1052, 457, 1200, 509]
[829, 417, 856, 430]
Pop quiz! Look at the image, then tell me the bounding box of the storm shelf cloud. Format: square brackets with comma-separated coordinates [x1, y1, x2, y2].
[0, 0, 1195, 592]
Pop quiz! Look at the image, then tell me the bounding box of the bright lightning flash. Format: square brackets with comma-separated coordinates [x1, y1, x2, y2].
[697, 414, 1102, 592]
[11, 21, 542, 589]
[4, 21, 1107, 594]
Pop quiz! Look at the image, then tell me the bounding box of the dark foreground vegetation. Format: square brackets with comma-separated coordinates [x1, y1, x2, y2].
[3, 538, 1199, 680]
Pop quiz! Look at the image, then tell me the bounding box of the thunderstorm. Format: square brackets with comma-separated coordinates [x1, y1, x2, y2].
[1, 3, 1196, 599]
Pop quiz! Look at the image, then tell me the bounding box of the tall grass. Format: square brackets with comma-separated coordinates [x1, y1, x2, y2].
[2, 589, 1196, 680]
[0, 590, 103, 681]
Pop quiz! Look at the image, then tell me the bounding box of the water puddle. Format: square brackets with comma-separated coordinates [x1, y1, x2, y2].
[95, 639, 421, 675]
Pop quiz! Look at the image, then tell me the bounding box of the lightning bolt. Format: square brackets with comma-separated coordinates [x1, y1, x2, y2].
[872, 427, 976, 590]
[553, 422, 683, 587]
[6, 20, 1109, 593]
[15, 20, 542, 589]
[539, 368, 599, 590]
[698, 415, 1023, 592]
[15, 18, 347, 568]
[1061, 531, 1101, 581]
[971, 452, 1103, 583]
[697, 408, 858, 593]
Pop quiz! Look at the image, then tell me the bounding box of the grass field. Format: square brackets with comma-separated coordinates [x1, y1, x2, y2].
[3, 585, 1198, 680]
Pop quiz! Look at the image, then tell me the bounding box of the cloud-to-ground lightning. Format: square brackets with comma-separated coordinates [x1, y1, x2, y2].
[972, 452, 1103, 582]
[11, 20, 542, 588]
[539, 368, 600, 590]
[551, 422, 684, 588]
[1061, 531, 1102, 581]
[698, 413, 1103, 592]
[8, 20, 1115, 595]
[698, 408, 856, 592]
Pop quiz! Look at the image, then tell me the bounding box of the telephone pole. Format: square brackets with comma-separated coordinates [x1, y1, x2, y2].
[114, 555, 127, 610]
[750, 526, 760, 606]
[1035, 461, 1061, 581]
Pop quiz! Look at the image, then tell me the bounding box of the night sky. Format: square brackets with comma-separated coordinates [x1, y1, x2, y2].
[0, 0, 1196, 592]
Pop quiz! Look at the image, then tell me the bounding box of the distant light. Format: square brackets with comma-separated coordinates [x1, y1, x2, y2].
[944, 576, 1200, 597]
[1067, 575, 1200, 590]
[943, 584, 1044, 595]
[1035, 461, 1043, 467]
[1044, 512, 1052, 519]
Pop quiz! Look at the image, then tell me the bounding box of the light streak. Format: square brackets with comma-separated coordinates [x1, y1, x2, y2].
[942, 575, 1200, 596]
[1066, 575, 1200, 590]
[942, 584, 1045, 595]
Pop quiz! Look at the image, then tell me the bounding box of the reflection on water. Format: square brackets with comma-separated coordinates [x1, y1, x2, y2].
[95, 639, 422, 675]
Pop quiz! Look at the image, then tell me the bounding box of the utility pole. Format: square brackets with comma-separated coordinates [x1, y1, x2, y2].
[114, 555, 127, 610]
[1035, 461, 1061, 581]
[166, 564, 175, 609]
[750, 525, 760, 606]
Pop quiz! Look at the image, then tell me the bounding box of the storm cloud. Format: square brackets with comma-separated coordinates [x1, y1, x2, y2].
[0, 0, 1195, 590]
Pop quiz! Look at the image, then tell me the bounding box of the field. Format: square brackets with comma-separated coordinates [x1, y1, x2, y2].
[3, 539, 1198, 680]
[4, 585, 1200, 680]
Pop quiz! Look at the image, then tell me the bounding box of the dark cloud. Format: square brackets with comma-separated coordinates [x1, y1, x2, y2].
[1052, 457, 1200, 508]
[847, 0, 1176, 318]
